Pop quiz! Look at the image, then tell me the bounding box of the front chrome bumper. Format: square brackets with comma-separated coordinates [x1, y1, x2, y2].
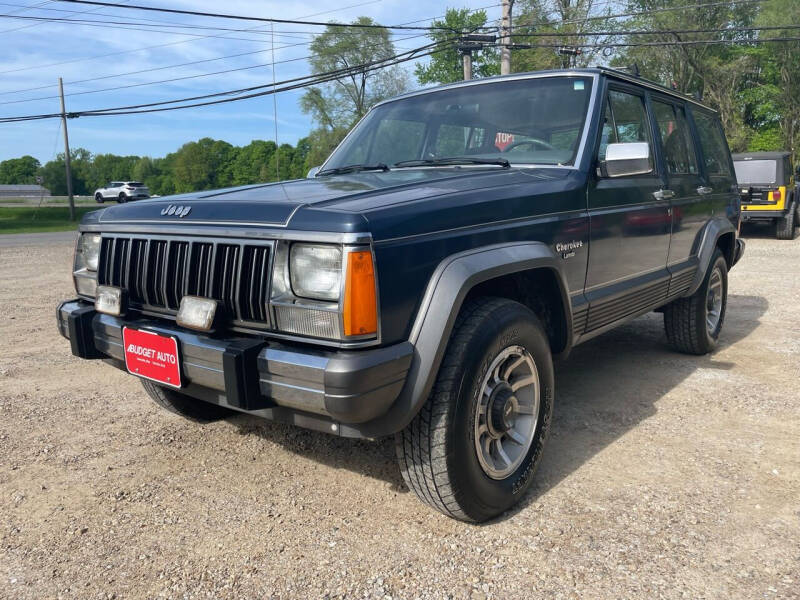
[57, 299, 413, 437]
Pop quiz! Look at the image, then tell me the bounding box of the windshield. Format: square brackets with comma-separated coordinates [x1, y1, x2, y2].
[734, 159, 777, 185]
[323, 76, 594, 170]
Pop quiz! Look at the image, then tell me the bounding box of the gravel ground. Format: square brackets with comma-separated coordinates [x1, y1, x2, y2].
[1, 228, 798, 599]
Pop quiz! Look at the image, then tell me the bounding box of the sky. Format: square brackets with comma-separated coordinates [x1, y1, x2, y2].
[0, 0, 499, 163]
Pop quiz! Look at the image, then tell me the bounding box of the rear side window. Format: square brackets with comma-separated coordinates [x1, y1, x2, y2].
[693, 111, 731, 176]
[652, 101, 698, 175]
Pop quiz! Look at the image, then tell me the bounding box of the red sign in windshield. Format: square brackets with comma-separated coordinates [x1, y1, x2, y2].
[495, 132, 515, 151]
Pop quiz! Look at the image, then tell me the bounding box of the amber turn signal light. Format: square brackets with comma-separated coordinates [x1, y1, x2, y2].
[343, 250, 377, 337]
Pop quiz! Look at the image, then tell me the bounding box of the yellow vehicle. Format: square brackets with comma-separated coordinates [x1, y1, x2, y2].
[733, 151, 799, 239]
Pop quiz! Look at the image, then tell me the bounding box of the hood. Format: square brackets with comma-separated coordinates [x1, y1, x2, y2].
[94, 168, 571, 232]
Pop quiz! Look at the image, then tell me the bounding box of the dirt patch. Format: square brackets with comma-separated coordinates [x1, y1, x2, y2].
[1, 235, 798, 599]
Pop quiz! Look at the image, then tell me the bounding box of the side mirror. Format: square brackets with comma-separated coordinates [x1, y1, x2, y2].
[604, 142, 653, 178]
[306, 166, 320, 178]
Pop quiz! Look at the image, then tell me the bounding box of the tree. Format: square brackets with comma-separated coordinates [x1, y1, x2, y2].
[513, 0, 619, 72]
[171, 137, 236, 192]
[300, 17, 411, 163]
[230, 140, 276, 185]
[0, 155, 40, 184]
[608, 0, 760, 151]
[756, 0, 800, 155]
[415, 8, 498, 85]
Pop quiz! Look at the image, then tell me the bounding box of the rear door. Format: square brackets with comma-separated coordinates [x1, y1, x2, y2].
[650, 96, 708, 292]
[690, 109, 738, 225]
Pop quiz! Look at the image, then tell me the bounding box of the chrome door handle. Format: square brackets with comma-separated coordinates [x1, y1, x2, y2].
[697, 186, 713, 195]
[653, 189, 675, 200]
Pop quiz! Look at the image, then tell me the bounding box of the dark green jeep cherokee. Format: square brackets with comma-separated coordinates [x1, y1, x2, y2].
[58, 68, 745, 522]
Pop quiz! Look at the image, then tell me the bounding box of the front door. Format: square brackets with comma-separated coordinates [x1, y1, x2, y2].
[583, 86, 671, 335]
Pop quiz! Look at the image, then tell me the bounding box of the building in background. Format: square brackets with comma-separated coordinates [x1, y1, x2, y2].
[0, 184, 51, 198]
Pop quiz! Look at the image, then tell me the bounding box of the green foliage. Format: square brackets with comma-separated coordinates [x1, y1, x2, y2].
[300, 17, 410, 134]
[414, 8, 499, 85]
[0, 155, 41, 184]
[26, 135, 320, 199]
[606, 0, 798, 155]
[748, 126, 783, 152]
[513, 0, 615, 72]
[0, 206, 97, 234]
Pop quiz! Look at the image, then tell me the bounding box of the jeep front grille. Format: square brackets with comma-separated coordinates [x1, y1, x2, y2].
[97, 235, 273, 328]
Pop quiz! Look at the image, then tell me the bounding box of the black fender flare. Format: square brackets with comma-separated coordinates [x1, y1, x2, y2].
[354, 242, 571, 438]
[686, 216, 736, 297]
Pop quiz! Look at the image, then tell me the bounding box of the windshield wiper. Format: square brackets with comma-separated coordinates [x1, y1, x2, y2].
[316, 163, 389, 176]
[393, 157, 510, 169]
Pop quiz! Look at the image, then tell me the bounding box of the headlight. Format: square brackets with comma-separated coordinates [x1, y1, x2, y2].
[270, 242, 377, 342]
[73, 233, 101, 298]
[76, 233, 101, 272]
[290, 243, 342, 301]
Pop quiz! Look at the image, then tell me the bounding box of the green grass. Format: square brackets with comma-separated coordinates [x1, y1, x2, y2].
[0, 206, 99, 234]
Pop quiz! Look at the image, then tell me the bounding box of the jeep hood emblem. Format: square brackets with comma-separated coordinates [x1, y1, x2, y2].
[160, 204, 192, 218]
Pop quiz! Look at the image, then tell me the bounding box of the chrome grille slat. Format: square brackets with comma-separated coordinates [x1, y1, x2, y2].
[97, 235, 272, 329]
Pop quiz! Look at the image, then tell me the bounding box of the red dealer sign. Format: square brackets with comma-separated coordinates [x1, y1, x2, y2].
[122, 327, 182, 388]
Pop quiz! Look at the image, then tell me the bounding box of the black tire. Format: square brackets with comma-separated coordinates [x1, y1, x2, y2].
[395, 297, 554, 522]
[95, 193, 104, 204]
[663, 248, 728, 355]
[118, 193, 127, 203]
[776, 201, 796, 240]
[140, 379, 234, 422]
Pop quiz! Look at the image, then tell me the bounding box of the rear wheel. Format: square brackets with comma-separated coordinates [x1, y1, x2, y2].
[395, 297, 554, 522]
[141, 380, 234, 422]
[663, 249, 728, 355]
[118, 193, 127, 203]
[776, 201, 796, 240]
[95, 193, 104, 203]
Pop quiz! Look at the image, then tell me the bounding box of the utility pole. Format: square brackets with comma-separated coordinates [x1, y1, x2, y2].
[58, 77, 75, 221]
[458, 34, 495, 81]
[462, 49, 473, 81]
[500, 0, 514, 75]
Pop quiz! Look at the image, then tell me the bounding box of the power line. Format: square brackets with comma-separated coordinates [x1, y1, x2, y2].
[57, 0, 457, 31]
[0, 4, 495, 96]
[0, 31, 430, 105]
[509, 0, 766, 32]
[0, 0, 390, 75]
[503, 35, 800, 50]
[506, 23, 800, 39]
[0, 38, 458, 122]
[0, 13, 326, 43]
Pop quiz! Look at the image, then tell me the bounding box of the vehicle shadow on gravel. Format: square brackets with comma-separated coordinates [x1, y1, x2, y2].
[740, 222, 789, 239]
[229, 416, 406, 490]
[227, 294, 767, 511]
[503, 293, 768, 522]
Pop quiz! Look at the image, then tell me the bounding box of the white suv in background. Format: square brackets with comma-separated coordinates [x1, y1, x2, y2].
[94, 181, 150, 203]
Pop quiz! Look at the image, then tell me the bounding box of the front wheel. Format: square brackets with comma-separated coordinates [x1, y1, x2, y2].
[395, 297, 554, 522]
[663, 249, 728, 355]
